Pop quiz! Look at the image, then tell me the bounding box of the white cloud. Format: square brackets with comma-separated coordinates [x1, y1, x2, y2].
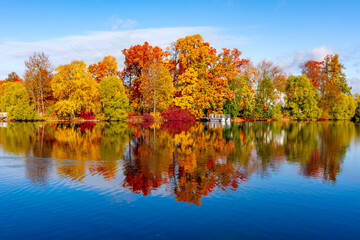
[0, 27, 251, 79]
[276, 46, 334, 74]
[108, 16, 138, 30]
[274, 46, 360, 93]
[349, 77, 360, 94]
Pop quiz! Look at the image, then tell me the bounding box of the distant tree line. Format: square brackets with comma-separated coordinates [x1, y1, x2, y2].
[0, 34, 359, 121]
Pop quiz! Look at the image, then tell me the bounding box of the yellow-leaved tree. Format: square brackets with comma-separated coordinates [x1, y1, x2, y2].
[140, 62, 175, 114]
[173, 34, 239, 118]
[52, 61, 100, 118]
[173, 35, 217, 117]
[88, 55, 119, 82]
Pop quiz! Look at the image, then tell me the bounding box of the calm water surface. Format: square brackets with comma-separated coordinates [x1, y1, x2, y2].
[0, 121, 359, 239]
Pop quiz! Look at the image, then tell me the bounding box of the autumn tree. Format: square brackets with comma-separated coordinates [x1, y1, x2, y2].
[5, 72, 22, 82]
[122, 42, 169, 111]
[24, 52, 53, 115]
[300, 60, 324, 88]
[173, 35, 213, 117]
[88, 55, 119, 82]
[99, 75, 129, 121]
[352, 93, 360, 122]
[221, 56, 256, 118]
[317, 54, 353, 119]
[140, 62, 175, 114]
[285, 75, 321, 120]
[323, 54, 351, 95]
[0, 82, 36, 120]
[51, 61, 100, 118]
[257, 59, 287, 93]
[330, 93, 356, 119]
[252, 77, 280, 120]
[174, 35, 238, 117]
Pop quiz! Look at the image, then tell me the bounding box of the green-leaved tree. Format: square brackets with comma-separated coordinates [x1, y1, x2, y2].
[285, 75, 321, 120]
[0, 82, 36, 120]
[99, 75, 129, 121]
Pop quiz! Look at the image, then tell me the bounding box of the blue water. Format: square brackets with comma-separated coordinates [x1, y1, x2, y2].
[0, 121, 359, 239]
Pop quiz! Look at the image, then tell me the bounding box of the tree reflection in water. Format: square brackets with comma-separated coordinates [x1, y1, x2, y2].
[0, 120, 356, 204]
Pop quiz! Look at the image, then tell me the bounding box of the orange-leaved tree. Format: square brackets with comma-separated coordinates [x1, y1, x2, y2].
[173, 35, 249, 118]
[122, 42, 170, 112]
[300, 60, 324, 89]
[88, 55, 119, 82]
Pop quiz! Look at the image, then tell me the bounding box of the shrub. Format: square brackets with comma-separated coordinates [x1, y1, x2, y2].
[160, 106, 196, 121]
[142, 113, 154, 122]
[150, 112, 162, 121]
[80, 110, 95, 120]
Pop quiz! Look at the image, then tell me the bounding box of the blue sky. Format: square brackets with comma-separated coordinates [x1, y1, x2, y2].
[1, 0, 359, 91]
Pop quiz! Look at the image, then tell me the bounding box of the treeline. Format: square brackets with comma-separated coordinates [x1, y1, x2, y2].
[0, 34, 359, 121]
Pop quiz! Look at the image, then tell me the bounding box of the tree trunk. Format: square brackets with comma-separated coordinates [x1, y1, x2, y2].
[153, 70, 156, 116]
[41, 91, 45, 116]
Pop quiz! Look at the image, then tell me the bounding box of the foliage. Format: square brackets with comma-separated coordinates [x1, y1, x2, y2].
[330, 93, 356, 120]
[223, 66, 256, 118]
[2, 35, 358, 122]
[150, 112, 162, 121]
[51, 60, 100, 118]
[24, 52, 53, 115]
[285, 75, 322, 120]
[252, 77, 277, 120]
[5, 72, 22, 82]
[174, 68, 210, 117]
[311, 54, 352, 119]
[352, 93, 360, 122]
[300, 54, 353, 120]
[257, 60, 287, 93]
[160, 106, 196, 121]
[122, 42, 169, 111]
[173, 35, 233, 117]
[142, 113, 154, 122]
[79, 110, 95, 120]
[323, 54, 351, 95]
[99, 75, 129, 121]
[301, 60, 324, 88]
[54, 100, 75, 118]
[0, 82, 36, 120]
[352, 105, 360, 123]
[173, 35, 254, 117]
[88, 56, 119, 82]
[140, 62, 175, 113]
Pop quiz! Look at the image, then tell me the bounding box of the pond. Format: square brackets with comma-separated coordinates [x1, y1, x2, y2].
[0, 121, 359, 239]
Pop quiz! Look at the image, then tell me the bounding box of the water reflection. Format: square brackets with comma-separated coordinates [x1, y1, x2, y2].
[0, 121, 356, 205]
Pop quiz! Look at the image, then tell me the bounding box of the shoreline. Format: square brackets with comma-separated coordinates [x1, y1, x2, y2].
[0, 117, 353, 123]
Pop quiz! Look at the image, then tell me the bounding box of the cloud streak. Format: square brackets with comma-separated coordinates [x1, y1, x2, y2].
[0, 26, 250, 79]
[276, 46, 334, 74]
[1, 27, 358, 93]
[108, 16, 138, 30]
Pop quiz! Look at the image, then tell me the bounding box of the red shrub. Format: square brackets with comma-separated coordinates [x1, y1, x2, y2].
[80, 110, 95, 120]
[160, 107, 196, 121]
[142, 113, 154, 122]
[128, 112, 142, 118]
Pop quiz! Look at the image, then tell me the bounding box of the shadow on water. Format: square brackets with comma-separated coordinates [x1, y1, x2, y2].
[0, 120, 357, 205]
